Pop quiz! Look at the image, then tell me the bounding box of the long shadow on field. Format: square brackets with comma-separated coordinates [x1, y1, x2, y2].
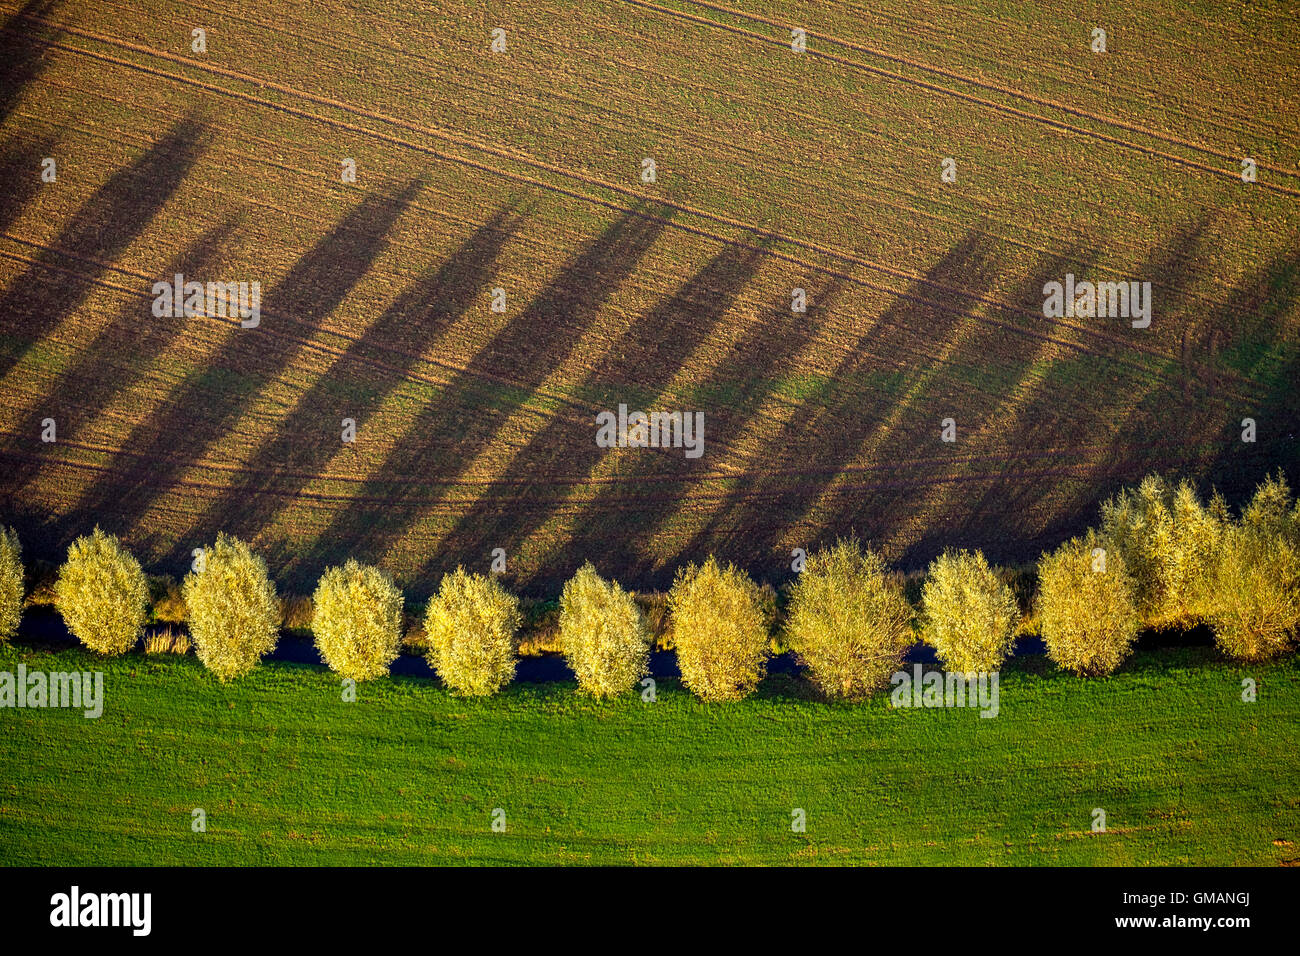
[183, 203, 527, 557]
[540, 273, 850, 593]
[0, 0, 62, 127]
[880, 240, 1094, 568]
[70, 182, 417, 562]
[0, 116, 207, 380]
[428, 237, 775, 592]
[898, 217, 1219, 568]
[0, 217, 237, 505]
[1195, 248, 1300, 503]
[660, 229, 1000, 578]
[305, 203, 668, 584]
[0, 134, 57, 237]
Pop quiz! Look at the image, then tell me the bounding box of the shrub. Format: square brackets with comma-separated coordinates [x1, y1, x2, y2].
[1036, 531, 1140, 676]
[0, 526, 22, 643]
[22, 559, 59, 607]
[1100, 475, 1224, 627]
[278, 593, 315, 633]
[669, 556, 770, 702]
[920, 549, 1018, 673]
[311, 560, 404, 681]
[182, 534, 279, 681]
[558, 562, 650, 698]
[423, 568, 521, 696]
[1205, 520, 1300, 662]
[784, 539, 913, 700]
[147, 575, 187, 624]
[143, 626, 191, 655]
[54, 528, 149, 655]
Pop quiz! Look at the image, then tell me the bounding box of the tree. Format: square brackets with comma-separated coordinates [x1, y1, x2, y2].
[558, 562, 650, 698]
[183, 533, 279, 681]
[312, 560, 404, 681]
[423, 568, 521, 696]
[669, 556, 770, 702]
[785, 539, 913, 700]
[0, 526, 23, 644]
[1099, 475, 1224, 628]
[1036, 531, 1140, 676]
[921, 549, 1018, 673]
[1205, 475, 1300, 661]
[55, 527, 148, 655]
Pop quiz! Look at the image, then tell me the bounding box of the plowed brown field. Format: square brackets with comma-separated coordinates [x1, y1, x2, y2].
[1, 0, 1297, 595]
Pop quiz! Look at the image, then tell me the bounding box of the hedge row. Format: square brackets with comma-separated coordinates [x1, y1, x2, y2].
[1, 472, 1297, 700]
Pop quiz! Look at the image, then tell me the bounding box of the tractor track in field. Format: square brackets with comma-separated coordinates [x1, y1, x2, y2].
[53, 3, 1279, 312]
[0, 430, 1225, 503]
[1, 225, 1259, 424]
[832, 0, 1297, 147]
[18, 80, 1262, 332]
[0, 224, 1257, 463]
[8, 12, 1266, 394]
[0, 239, 613, 426]
[623, 0, 1300, 188]
[2, 448, 1204, 515]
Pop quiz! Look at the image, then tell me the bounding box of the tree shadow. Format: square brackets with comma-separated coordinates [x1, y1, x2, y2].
[0, 0, 62, 127]
[0, 216, 238, 503]
[304, 202, 670, 586]
[179, 202, 527, 564]
[1195, 247, 1300, 502]
[0, 133, 57, 236]
[899, 215, 1222, 568]
[546, 270, 849, 592]
[0, 116, 209, 379]
[664, 228, 1000, 579]
[67, 181, 419, 564]
[429, 236, 775, 592]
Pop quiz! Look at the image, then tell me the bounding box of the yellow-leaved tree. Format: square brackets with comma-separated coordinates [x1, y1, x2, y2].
[183, 533, 279, 681]
[920, 549, 1018, 673]
[1099, 475, 1225, 628]
[0, 526, 24, 644]
[558, 562, 650, 698]
[1205, 474, 1300, 661]
[669, 556, 770, 702]
[55, 527, 148, 655]
[1036, 531, 1140, 676]
[312, 560, 404, 681]
[784, 539, 913, 700]
[423, 567, 521, 696]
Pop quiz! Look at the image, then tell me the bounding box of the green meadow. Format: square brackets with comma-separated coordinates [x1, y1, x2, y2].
[1, 642, 1295, 865]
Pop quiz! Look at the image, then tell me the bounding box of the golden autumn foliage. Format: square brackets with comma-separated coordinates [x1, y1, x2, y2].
[182, 533, 279, 681]
[423, 568, 521, 697]
[1036, 531, 1140, 676]
[1100, 475, 1226, 628]
[669, 556, 771, 702]
[1205, 475, 1300, 661]
[0, 526, 22, 644]
[558, 562, 649, 699]
[311, 560, 404, 681]
[54, 527, 148, 655]
[785, 539, 912, 700]
[921, 549, 1018, 673]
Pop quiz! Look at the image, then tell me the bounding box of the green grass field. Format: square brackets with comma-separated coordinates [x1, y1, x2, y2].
[2, 641, 1296, 865]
